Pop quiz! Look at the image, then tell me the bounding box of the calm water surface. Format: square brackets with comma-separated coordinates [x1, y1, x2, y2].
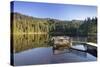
[13, 34, 97, 66]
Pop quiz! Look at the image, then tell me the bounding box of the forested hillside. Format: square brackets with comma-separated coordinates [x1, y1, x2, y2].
[11, 12, 97, 37]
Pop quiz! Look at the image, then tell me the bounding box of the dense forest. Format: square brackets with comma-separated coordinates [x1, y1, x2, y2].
[11, 12, 97, 42]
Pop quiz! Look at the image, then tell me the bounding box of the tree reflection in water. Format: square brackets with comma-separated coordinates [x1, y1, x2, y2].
[13, 34, 51, 53]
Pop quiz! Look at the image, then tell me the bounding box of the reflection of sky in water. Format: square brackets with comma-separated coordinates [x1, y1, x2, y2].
[13, 34, 97, 66]
[71, 44, 86, 51]
[14, 47, 96, 66]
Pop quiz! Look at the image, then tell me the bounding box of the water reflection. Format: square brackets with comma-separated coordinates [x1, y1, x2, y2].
[13, 34, 51, 53]
[13, 34, 97, 66]
[52, 43, 87, 57]
[14, 47, 96, 66]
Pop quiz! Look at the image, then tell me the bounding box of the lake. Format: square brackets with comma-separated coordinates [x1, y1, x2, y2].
[12, 34, 97, 66]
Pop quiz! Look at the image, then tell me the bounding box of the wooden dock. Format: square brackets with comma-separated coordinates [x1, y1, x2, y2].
[72, 41, 97, 47]
[51, 36, 97, 57]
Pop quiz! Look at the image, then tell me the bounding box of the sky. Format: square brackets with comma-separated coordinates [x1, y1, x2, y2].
[11, 1, 97, 20]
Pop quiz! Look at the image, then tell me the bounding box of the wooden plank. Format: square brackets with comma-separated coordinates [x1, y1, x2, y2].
[86, 42, 97, 47]
[72, 41, 97, 47]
